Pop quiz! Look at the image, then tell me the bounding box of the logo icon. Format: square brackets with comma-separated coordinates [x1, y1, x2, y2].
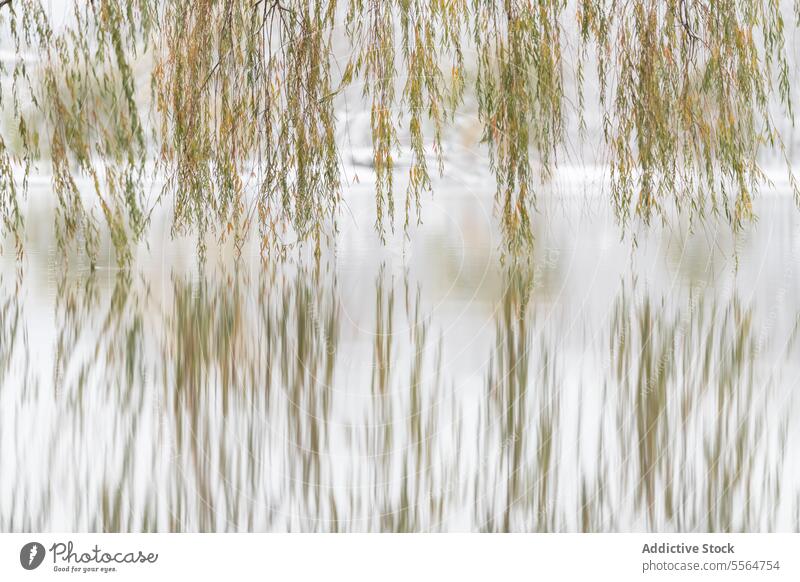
[20, 542, 46, 570]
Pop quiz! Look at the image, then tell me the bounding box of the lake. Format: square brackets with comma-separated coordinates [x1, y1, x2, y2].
[1, 171, 798, 531]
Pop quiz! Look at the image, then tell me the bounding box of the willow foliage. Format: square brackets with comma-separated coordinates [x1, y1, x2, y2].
[0, 0, 797, 263]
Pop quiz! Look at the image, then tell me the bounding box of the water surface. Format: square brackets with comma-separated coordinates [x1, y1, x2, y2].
[1, 179, 799, 532]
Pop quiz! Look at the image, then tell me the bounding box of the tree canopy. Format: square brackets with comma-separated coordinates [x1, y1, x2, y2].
[0, 0, 798, 264]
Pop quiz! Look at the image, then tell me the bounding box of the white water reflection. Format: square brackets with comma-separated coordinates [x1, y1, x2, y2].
[0, 180, 799, 531]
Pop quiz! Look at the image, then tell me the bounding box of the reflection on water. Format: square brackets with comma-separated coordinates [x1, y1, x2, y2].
[1, 186, 799, 532]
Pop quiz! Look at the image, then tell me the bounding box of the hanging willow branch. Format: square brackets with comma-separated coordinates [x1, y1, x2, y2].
[0, 0, 797, 264]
